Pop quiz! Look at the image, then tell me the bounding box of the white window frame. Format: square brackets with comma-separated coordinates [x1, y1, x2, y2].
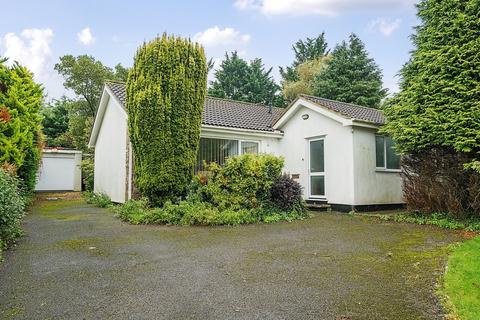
[239, 140, 260, 155]
[308, 137, 326, 199]
[375, 135, 401, 172]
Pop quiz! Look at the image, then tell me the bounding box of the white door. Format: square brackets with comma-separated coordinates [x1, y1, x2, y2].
[36, 155, 76, 191]
[308, 138, 325, 199]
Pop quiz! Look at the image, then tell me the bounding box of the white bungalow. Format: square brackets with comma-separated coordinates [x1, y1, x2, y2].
[88, 81, 403, 211]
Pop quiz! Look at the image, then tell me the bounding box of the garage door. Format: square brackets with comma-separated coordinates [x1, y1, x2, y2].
[36, 151, 82, 191]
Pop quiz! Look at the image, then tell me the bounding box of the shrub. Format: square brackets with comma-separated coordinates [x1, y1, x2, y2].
[81, 157, 94, 191]
[0, 169, 26, 246]
[195, 154, 284, 209]
[113, 198, 149, 224]
[270, 174, 304, 210]
[0, 59, 43, 194]
[84, 192, 112, 208]
[126, 34, 207, 205]
[402, 148, 480, 219]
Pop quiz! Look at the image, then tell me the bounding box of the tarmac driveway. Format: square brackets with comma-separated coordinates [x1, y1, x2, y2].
[0, 194, 464, 319]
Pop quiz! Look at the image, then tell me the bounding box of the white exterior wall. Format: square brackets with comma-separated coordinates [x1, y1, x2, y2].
[276, 105, 355, 204]
[93, 96, 128, 203]
[352, 127, 404, 205]
[36, 150, 82, 191]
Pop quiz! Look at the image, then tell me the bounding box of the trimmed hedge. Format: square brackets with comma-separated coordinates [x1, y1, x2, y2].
[126, 34, 207, 205]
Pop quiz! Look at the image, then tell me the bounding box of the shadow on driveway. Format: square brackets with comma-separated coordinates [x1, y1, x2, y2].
[0, 193, 465, 319]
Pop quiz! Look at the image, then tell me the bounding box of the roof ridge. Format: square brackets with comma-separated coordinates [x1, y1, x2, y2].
[299, 94, 382, 112]
[105, 79, 126, 85]
[206, 96, 283, 110]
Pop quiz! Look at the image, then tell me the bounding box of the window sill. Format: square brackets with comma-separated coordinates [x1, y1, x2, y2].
[375, 168, 401, 173]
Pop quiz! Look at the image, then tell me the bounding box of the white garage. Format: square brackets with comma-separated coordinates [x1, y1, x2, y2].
[35, 149, 82, 192]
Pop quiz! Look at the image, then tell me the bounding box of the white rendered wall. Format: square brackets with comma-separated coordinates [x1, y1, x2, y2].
[36, 151, 82, 191]
[94, 97, 128, 203]
[276, 105, 355, 205]
[352, 127, 404, 205]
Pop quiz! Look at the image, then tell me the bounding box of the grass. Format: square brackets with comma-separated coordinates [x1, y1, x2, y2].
[442, 236, 480, 320]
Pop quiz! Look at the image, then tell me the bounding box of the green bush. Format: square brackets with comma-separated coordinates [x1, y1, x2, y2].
[81, 157, 94, 191]
[0, 169, 26, 247]
[126, 34, 207, 205]
[193, 154, 284, 209]
[114, 154, 307, 226]
[84, 192, 112, 208]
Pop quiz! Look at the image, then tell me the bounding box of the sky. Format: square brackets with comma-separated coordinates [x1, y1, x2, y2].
[0, 0, 419, 100]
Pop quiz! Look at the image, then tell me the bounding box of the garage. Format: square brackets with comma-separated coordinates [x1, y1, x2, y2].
[35, 149, 82, 192]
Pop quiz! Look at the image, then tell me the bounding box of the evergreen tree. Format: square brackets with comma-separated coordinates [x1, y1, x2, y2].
[313, 34, 386, 108]
[0, 58, 43, 193]
[41, 97, 71, 147]
[126, 34, 207, 205]
[280, 32, 329, 82]
[381, 0, 480, 171]
[209, 52, 284, 107]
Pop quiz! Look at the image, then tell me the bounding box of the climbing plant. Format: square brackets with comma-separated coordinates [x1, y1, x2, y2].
[126, 34, 207, 205]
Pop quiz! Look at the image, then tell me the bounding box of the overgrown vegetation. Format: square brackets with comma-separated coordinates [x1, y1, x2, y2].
[0, 58, 43, 253]
[126, 34, 207, 205]
[111, 154, 307, 226]
[442, 236, 480, 320]
[377, 212, 480, 232]
[84, 191, 112, 208]
[0, 169, 27, 252]
[381, 0, 480, 218]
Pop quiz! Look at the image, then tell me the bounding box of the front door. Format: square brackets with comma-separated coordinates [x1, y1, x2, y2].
[309, 138, 325, 198]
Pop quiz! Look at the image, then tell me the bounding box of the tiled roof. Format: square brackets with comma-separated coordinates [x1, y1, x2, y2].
[299, 94, 385, 125]
[105, 81, 285, 132]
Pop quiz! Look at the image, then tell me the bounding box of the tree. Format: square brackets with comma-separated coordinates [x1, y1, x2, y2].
[41, 97, 71, 147]
[127, 34, 207, 205]
[209, 51, 283, 107]
[280, 32, 329, 82]
[381, 0, 480, 170]
[313, 34, 387, 108]
[0, 58, 43, 194]
[282, 57, 330, 102]
[53, 55, 129, 150]
[54, 55, 128, 117]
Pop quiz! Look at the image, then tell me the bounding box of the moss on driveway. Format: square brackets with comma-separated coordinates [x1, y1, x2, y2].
[0, 194, 466, 319]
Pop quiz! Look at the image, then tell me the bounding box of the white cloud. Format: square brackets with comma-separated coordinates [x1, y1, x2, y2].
[194, 26, 250, 48]
[77, 27, 95, 45]
[0, 28, 65, 98]
[368, 18, 402, 36]
[234, 0, 414, 16]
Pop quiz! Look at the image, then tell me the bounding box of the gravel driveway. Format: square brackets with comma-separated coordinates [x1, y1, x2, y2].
[0, 194, 464, 319]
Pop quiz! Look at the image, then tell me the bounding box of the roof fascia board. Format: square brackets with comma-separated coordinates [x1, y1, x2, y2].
[201, 124, 283, 138]
[273, 98, 349, 129]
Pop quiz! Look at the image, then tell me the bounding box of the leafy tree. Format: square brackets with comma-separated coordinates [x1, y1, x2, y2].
[280, 32, 329, 82]
[313, 34, 387, 108]
[41, 97, 71, 147]
[282, 57, 330, 102]
[127, 34, 207, 205]
[381, 0, 480, 171]
[54, 55, 128, 117]
[53, 55, 129, 150]
[0, 58, 43, 194]
[209, 51, 283, 107]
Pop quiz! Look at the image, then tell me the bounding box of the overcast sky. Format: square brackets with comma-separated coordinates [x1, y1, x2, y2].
[0, 0, 418, 100]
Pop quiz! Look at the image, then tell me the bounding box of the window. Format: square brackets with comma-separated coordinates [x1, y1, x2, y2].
[375, 136, 400, 170]
[241, 141, 259, 154]
[196, 137, 259, 171]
